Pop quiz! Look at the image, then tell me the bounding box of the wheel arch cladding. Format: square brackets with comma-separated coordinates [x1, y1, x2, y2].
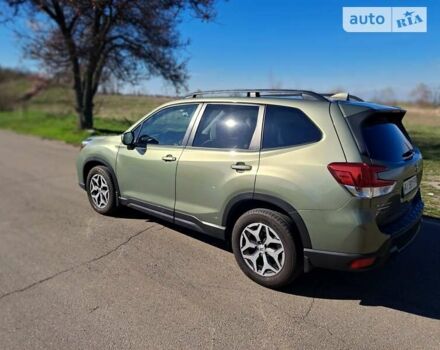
[83, 157, 120, 195]
[222, 193, 312, 249]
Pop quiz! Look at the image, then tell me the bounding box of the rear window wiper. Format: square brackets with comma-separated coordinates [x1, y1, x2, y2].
[402, 149, 414, 160]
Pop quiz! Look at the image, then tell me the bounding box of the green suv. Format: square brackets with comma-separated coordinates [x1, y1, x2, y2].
[76, 89, 424, 288]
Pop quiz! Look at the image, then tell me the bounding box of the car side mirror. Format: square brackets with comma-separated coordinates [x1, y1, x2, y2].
[121, 131, 134, 147]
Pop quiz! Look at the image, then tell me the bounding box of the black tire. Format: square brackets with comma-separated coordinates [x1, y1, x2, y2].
[231, 208, 302, 288]
[86, 165, 118, 215]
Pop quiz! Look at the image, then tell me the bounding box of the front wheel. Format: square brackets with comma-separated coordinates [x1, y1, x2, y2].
[86, 165, 118, 215]
[231, 209, 302, 288]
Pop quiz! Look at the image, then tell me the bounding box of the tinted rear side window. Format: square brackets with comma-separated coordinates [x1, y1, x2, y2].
[192, 104, 259, 149]
[362, 123, 413, 162]
[262, 105, 321, 149]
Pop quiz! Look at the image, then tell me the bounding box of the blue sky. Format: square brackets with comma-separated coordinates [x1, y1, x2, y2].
[0, 0, 438, 98]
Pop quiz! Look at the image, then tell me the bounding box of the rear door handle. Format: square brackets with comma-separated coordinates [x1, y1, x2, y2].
[231, 162, 252, 171]
[162, 154, 177, 162]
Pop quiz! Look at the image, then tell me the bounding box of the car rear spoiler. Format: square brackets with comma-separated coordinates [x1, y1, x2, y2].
[337, 100, 406, 119]
[336, 101, 409, 158]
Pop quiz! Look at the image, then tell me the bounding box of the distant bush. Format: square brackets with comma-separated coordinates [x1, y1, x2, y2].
[0, 92, 16, 111]
[0, 69, 21, 110]
[0, 67, 40, 111]
[0, 67, 29, 83]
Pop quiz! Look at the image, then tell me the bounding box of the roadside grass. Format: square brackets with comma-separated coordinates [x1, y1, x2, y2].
[0, 110, 131, 145]
[405, 123, 440, 218]
[403, 105, 440, 217]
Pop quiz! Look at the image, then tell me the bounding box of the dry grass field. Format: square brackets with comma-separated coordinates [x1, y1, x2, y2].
[402, 105, 440, 217]
[27, 84, 173, 122]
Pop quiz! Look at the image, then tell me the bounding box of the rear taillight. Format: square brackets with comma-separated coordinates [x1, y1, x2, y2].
[328, 162, 396, 198]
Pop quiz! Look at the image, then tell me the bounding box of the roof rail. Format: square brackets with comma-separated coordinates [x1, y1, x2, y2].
[185, 89, 329, 101]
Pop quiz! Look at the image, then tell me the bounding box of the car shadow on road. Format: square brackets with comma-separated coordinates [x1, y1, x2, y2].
[117, 208, 440, 320]
[283, 218, 440, 320]
[114, 207, 230, 251]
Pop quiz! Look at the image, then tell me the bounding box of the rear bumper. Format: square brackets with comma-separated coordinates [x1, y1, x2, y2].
[303, 216, 423, 272]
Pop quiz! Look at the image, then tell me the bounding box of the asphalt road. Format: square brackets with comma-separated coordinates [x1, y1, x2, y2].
[0, 130, 439, 350]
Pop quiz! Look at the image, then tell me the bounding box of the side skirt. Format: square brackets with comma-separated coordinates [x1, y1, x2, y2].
[119, 197, 225, 240]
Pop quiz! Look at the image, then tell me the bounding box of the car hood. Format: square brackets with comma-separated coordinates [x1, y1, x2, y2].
[81, 134, 121, 147]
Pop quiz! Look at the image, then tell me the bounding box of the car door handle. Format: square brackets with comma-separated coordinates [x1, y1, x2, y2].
[231, 162, 252, 171]
[162, 154, 177, 162]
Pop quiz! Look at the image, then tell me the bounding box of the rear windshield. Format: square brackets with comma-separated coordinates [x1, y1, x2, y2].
[362, 122, 413, 162]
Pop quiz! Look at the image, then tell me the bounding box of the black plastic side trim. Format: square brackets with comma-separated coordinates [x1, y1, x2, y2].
[222, 193, 254, 225]
[304, 248, 372, 271]
[120, 197, 174, 223]
[79, 182, 86, 190]
[254, 193, 312, 249]
[119, 197, 225, 240]
[83, 157, 121, 196]
[174, 212, 225, 240]
[222, 192, 312, 249]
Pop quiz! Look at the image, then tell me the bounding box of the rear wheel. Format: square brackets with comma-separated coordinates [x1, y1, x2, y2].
[86, 165, 118, 215]
[231, 209, 301, 288]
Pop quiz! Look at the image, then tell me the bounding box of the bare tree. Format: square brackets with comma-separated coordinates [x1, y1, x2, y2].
[433, 86, 440, 106]
[373, 87, 396, 105]
[2, 0, 216, 129]
[268, 71, 283, 89]
[411, 83, 433, 105]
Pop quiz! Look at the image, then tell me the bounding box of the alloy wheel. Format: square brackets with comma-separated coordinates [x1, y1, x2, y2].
[239, 222, 285, 277]
[89, 174, 110, 208]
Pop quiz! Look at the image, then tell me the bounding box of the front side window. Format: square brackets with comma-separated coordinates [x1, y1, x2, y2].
[192, 104, 259, 149]
[138, 104, 198, 146]
[262, 105, 322, 149]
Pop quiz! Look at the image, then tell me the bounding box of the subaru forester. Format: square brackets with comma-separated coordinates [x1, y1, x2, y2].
[76, 89, 423, 288]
